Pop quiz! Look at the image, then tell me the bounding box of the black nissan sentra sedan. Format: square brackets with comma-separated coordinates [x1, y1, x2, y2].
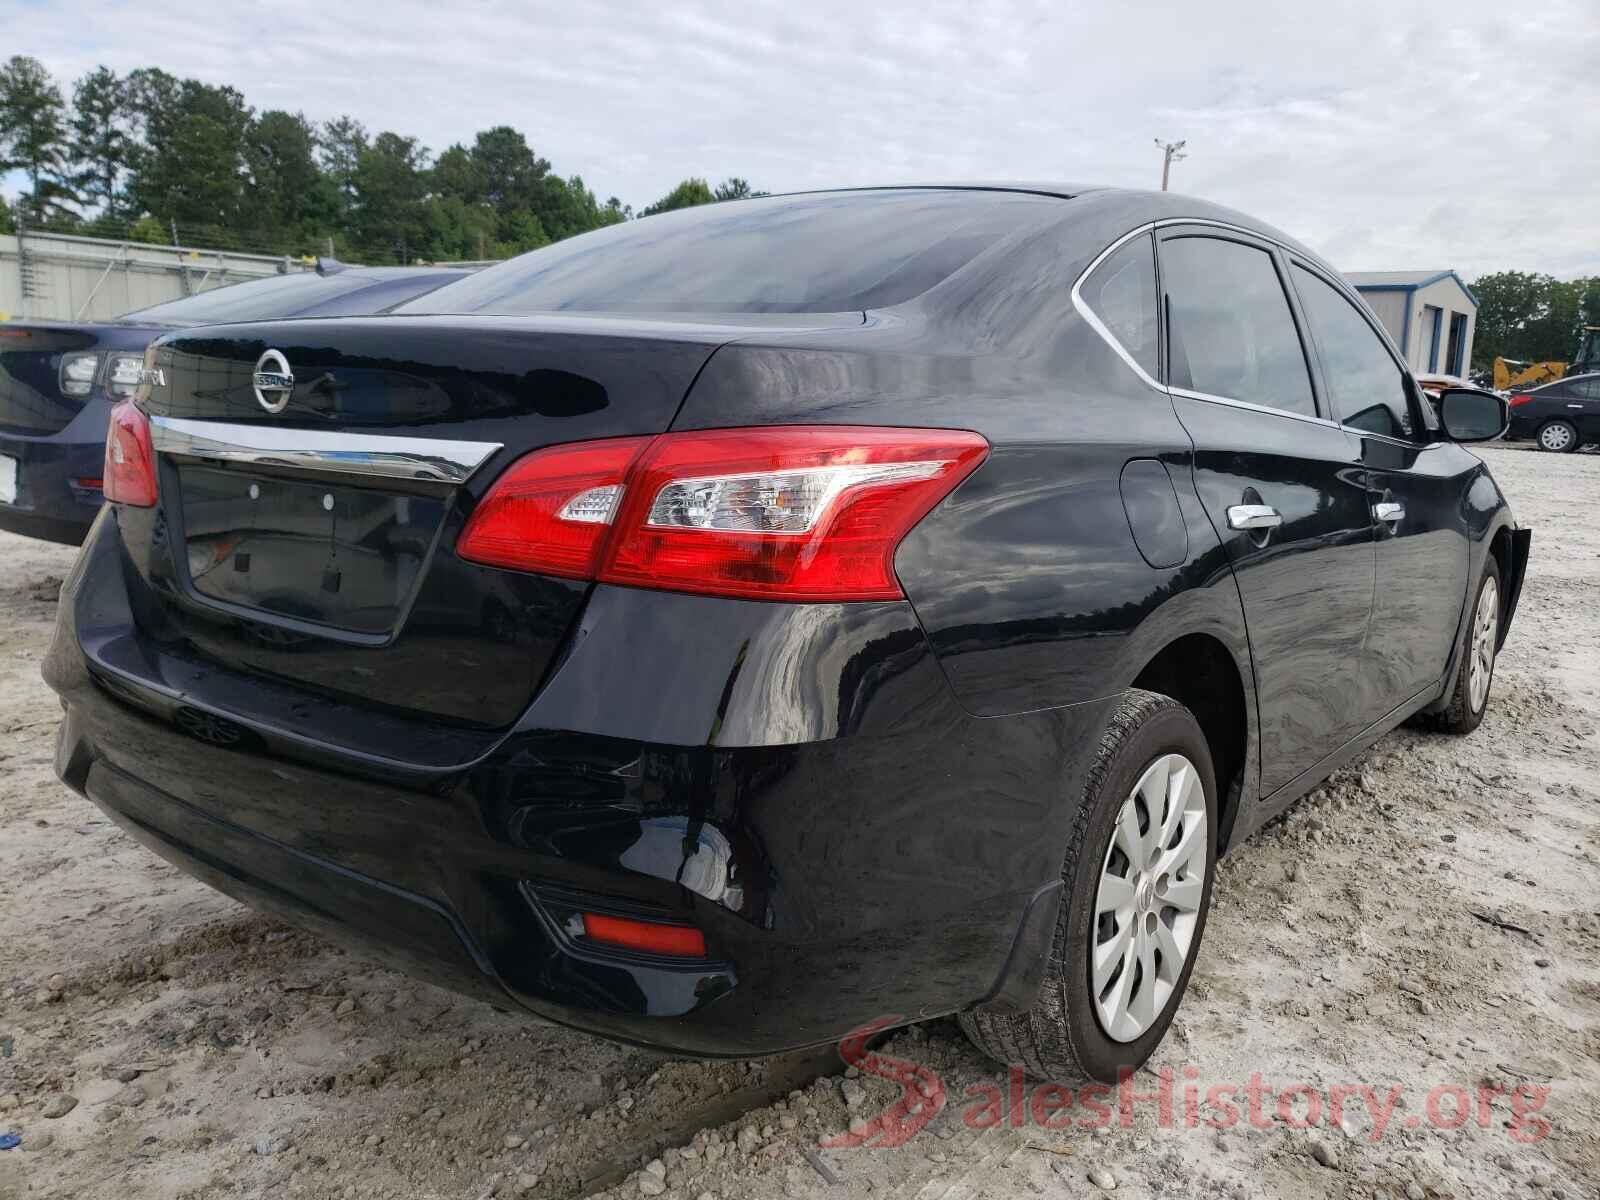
[44, 186, 1529, 1081]
[1505, 371, 1600, 452]
[0, 264, 471, 545]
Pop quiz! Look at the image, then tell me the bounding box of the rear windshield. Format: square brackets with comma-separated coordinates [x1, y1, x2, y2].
[399, 189, 1062, 316]
[118, 271, 459, 325]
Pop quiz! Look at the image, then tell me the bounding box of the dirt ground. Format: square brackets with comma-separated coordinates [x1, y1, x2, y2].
[2, 442, 1597, 1200]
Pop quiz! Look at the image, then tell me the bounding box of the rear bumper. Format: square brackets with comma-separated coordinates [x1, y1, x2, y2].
[0, 397, 111, 544]
[45, 510, 1108, 1056]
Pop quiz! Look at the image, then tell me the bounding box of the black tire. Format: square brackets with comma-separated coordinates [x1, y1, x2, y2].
[1535, 420, 1578, 452]
[1413, 556, 1502, 735]
[958, 689, 1216, 1083]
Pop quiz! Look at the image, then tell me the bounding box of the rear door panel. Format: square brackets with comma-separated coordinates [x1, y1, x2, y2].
[1172, 399, 1374, 791]
[1157, 226, 1376, 794]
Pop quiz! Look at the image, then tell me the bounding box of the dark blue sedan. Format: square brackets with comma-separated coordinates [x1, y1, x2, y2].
[0, 264, 471, 544]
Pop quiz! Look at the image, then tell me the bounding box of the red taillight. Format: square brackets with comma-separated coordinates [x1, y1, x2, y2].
[1509, 393, 1534, 408]
[103, 401, 157, 507]
[456, 437, 650, 577]
[458, 426, 989, 601]
[603, 427, 989, 600]
[581, 912, 707, 958]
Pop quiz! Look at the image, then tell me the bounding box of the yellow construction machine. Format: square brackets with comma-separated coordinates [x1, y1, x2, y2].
[1493, 325, 1600, 391]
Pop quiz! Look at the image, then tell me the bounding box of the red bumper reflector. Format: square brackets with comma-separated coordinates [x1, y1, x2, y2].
[580, 912, 707, 958]
[73, 477, 104, 490]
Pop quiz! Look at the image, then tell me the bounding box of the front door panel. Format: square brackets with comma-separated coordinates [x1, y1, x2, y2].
[1362, 438, 1471, 710]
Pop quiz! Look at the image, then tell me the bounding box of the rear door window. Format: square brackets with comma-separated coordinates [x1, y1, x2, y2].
[1159, 235, 1317, 417]
[1291, 265, 1417, 439]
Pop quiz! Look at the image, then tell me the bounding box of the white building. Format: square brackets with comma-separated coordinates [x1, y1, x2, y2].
[1345, 271, 1478, 378]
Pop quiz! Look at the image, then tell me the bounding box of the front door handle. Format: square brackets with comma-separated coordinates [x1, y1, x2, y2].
[1373, 501, 1405, 524]
[1226, 503, 1283, 531]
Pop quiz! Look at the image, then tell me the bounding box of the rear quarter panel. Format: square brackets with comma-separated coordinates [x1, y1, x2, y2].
[674, 194, 1257, 722]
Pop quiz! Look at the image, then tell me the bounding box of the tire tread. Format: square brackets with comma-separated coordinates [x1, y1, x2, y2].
[1411, 558, 1501, 736]
[958, 688, 1190, 1080]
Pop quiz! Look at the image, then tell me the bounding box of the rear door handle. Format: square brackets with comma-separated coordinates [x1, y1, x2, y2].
[1226, 504, 1282, 531]
[1373, 501, 1405, 524]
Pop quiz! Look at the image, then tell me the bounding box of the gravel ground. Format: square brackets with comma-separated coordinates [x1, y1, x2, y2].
[1, 442, 1597, 1200]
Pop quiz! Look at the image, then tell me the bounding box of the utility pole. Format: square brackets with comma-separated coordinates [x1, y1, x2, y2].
[1155, 139, 1188, 191]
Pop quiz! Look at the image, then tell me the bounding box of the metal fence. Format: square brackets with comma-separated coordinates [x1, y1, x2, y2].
[0, 228, 315, 323]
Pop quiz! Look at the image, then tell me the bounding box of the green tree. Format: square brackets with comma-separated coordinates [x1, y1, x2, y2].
[713, 177, 768, 201]
[244, 110, 326, 241]
[1575, 279, 1600, 329]
[0, 195, 14, 234]
[1470, 271, 1548, 368]
[69, 66, 131, 217]
[472, 125, 548, 216]
[431, 143, 484, 204]
[431, 126, 589, 255]
[319, 115, 368, 224]
[125, 77, 253, 233]
[533, 174, 622, 241]
[0, 55, 78, 224]
[128, 213, 166, 244]
[352, 131, 429, 260]
[640, 177, 716, 217]
[1470, 271, 1600, 370]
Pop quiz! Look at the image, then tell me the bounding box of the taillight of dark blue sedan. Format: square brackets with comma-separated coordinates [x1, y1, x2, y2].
[44, 186, 1529, 1081]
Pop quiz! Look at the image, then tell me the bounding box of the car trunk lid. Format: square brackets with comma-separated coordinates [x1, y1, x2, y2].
[1, 323, 100, 435]
[126, 312, 850, 731]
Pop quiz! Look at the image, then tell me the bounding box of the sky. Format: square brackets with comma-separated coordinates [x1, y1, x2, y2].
[6, 0, 1598, 278]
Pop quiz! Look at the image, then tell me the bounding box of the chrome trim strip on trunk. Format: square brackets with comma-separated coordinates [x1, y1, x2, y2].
[148, 416, 502, 484]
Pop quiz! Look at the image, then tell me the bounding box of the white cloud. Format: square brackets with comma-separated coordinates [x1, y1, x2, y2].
[5, 0, 1597, 275]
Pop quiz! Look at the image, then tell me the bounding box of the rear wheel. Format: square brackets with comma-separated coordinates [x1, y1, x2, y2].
[959, 689, 1216, 1082]
[1414, 557, 1501, 735]
[1536, 420, 1578, 452]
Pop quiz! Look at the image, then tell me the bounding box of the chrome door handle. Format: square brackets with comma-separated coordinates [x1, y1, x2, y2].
[1373, 501, 1405, 524]
[1226, 504, 1282, 531]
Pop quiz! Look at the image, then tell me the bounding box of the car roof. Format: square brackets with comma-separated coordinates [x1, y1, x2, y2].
[764, 183, 1325, 265]
[328, 266, 470, 280]
[1529, 372, 1599, 391]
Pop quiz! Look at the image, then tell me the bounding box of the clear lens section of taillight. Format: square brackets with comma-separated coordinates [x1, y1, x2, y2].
[106, 353, 145, 397]
[645, 461, 945, 534]
[60, 351, 99, 397]
[103, 400, 158, 507]
[459, 426, 989, 602]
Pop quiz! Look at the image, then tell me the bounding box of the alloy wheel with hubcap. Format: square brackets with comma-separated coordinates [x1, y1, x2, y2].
[1538, 421, 1575, 452]
[957, 689, 1217, 1083]
[1468, 575, 1498, 713]
[1092, 752, 1208, 1042]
